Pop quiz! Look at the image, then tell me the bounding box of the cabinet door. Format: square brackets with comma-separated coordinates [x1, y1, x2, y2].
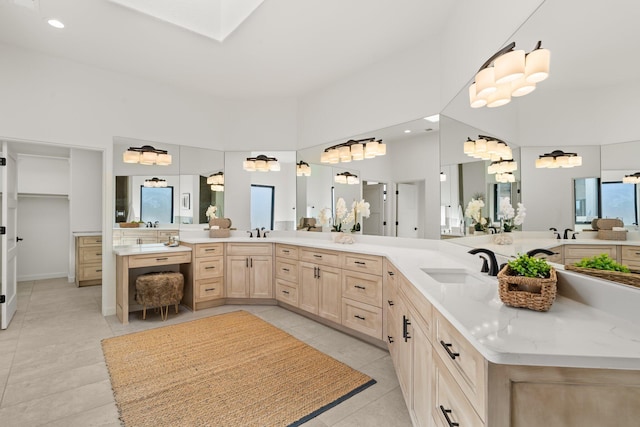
[250, 256, 273, 298]
[411, 310, 432, 427]
[226, 256, 249, 298]
[396, 299, 413, 404]
[299, 262, 319, 314]
[318, 265, 341, 323]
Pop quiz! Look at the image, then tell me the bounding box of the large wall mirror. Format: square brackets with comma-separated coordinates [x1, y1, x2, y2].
[296, 119, 440, 239]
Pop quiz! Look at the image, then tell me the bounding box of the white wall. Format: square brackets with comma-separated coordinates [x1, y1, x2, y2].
[17, 155, 69, 195]
[520, 145, 601, 232]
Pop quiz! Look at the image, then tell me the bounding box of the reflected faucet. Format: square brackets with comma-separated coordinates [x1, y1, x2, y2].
[526, 248, 556, 257]
[467, 248, 499, 276]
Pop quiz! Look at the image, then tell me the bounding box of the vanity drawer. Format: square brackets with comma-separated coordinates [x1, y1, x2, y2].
[341, 298, 383, 340]
[79, 247, 102, 264]
[275, 244, 299, 260]
[128, 251, 192, 268]
[196, 257, 224, 279]
[226, 242, 272, 256]
[564, 244, 617, 265]
[432, 352, 485, 427]
[342, 253, 383, 275]
[275, 259, 298, 283]
[300, 248, 340, 267]
[342, 270, 383, 308]
[620, 245, 640, 270]
[78, 236, 102, 247]
[195, 243, 224, 258]
[433, 310, 486, 420]
[78, 264, 102, 281]
[196, 278, 224, 301]
[275, 278, 298, 306]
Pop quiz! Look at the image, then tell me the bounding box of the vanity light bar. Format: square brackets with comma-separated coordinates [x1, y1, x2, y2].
[464, 135, 513, 161]
[143, 177, 168, 188]
[469, 40, 550, 108]
[622, 172, 640, 184]
[487, 159, 517, 174]
[320, 138, 386, 164]
[207, 172, 224, 185]
[535, 150, 582, 168]
[123, 145, 172, 165]
[335, 171, 359, 185]
[296, 161, 311, 177]
[495, 172, 516, 183]
[243, 155, 280, 172]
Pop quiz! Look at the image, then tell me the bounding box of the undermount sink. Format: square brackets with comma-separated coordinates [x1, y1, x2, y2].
[421, 267, 490, 285]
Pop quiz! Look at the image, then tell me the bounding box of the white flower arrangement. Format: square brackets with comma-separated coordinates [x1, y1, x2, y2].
[499, 197, 526, 231]
[205, 205, 218, 220]
[349, 199, 371, 232]
[465, 198, 487, 231]
[332, 198, 348, 231]
[321, 197, 371, 232]
[318, 207, 332, 227]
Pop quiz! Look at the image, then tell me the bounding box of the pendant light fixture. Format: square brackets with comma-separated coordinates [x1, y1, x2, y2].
[143, 177, 167, 188]
[320, 138, 386, 164]
[334, 171, 359, 185]
[464, 136, 513, 161]
[123, 145, 172, 165]
[207, 172, 224, 191]
[622, 172, 640, 184]
[243, 155, 280, 172]
[535, 150, 582, 168]
[296, 161, 311, 177]
[469, 41, 550, 108]
[495, 172, 516, 183]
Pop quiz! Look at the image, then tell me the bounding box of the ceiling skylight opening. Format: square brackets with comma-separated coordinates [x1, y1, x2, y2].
[108, 0, 264, 42]
[424, 114, 440, 123]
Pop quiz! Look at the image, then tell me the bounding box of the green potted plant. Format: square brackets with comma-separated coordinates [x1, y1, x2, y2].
[497, 253, 557, 311]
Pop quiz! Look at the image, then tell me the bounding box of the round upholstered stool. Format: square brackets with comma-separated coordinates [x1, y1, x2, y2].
[135, 272, 184, 321]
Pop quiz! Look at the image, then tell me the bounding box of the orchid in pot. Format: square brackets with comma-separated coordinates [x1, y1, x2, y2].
[205, 205, 218, 220]
[499, 197, 526, 232]
[465, 198, 488, 232]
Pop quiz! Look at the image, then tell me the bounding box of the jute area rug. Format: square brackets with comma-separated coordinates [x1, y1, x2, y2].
[102, 310, 376, 426]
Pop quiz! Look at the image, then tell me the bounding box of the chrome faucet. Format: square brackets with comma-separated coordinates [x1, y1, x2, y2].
[467, 248, 499, 276]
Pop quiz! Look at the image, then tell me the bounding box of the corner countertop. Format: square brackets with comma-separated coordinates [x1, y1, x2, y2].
[176, 231, 640, 370]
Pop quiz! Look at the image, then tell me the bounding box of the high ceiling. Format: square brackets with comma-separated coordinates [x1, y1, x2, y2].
[0, 0, 456, 98]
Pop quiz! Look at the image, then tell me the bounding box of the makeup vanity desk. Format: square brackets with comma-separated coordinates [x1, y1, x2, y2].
[113, 244, 192, 324]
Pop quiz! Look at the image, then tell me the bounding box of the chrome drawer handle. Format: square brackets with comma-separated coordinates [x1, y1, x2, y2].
[439, 406, 459, 427]
[354, 285, 366, 290]
[354, 315, 366, 320]
[440, 340, 460, 360]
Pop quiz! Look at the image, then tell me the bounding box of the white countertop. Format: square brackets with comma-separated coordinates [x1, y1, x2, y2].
[73, 231, 102, 237]
[140, 231, 640, 370]
[113, 225, 179, 231]
[113, 243, 192, 256]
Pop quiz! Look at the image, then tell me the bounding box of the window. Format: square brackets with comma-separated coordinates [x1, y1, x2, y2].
[140, 186, 174, 223]
[251, 185, 274, 230]
[602, 181, 638, 226]
[574, 178, 600, 224]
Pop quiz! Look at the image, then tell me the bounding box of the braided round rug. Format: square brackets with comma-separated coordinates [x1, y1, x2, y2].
[101, 310, 376, 426]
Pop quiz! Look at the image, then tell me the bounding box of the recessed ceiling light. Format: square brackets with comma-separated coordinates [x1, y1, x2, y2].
[424, 114, 440, 123]
[404, 130, 411, 133]
[47, 19, 65, 29]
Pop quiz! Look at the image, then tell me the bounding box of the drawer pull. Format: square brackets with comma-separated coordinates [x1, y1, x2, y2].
[354, 314, 366, 320]
[440, 340, 460, 360]
[313, 254, 322, 258]
[282, 249, 290, 253]
[96, 269, 102, 272]
[403, 315, 411, 341]
[354, 261, 366, 265]
[387, 335, 394, 344]
[354, 285, 366, 290]
[282, 268, 290, 272]
[635, 252, 640, 255]
[387, 271, 395, 276]
[439, 406, 459, 427]
[156, 257, 169, 261]
[96, 253, 102, 256]
[387, 300, 394, 306]
[205, 266, 216, 270]
[205, 248, 217, 252]
[204, 287, 216, 291]
[246, 258, 249, 267]
[282, 290, 290, 295]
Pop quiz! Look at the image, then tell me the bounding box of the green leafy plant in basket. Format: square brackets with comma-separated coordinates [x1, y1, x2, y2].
[507, 253, 551, 278]
[575, 254, 630, 273]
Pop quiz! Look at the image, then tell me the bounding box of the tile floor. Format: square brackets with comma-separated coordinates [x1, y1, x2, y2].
[0, 278, 412, 426]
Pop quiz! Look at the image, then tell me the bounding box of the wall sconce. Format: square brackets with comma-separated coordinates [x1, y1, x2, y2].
[469, 41, 550, 108]
[320, 138, 386, 164]
[464, 135, 513, 161]
[335, 171, 359, 185]
[623, 172, 640, 184]
[243, 155, 280, 172]
[296, 161, 311, 177]
[440, 172, 447, 182]
[207, 172, 224, 191]
[495, 172, 515, 183]
[123, 145, 172, 165]
[143, 177, 167, 188]
[535, 150, 582, 168]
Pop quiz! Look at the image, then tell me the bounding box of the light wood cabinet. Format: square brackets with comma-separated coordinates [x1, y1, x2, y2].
[299, 262, 319, 314]
[225, 243, 273, 299]
[112, 228, 178, 246]
[341, 252, 383, 276]
[620, 245, 640, 270]
[181, 242, 225, 311]
[564, 244, 618, 265]
[342, 270, 383, 307]
[75, 235, 103, 287]
[275, 244, 300, 307]
[299, 259, 341, 322]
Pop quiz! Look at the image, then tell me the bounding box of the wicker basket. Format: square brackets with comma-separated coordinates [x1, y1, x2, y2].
[497, 265, 557, 312]
[597, 229, 627, 240]
[565, 264, 640, 288]
[208, 217, 232, 238]
[119, 222, 141, 228]
[209, 228, 231, 238]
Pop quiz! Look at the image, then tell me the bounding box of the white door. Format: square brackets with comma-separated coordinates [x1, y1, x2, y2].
[1, 142, 18, 329]
[397, 182, 418, 238]
[363, 183, 385, 235]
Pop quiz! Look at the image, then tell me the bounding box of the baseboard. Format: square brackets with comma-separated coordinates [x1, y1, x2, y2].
[17, 272, 68, 282]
